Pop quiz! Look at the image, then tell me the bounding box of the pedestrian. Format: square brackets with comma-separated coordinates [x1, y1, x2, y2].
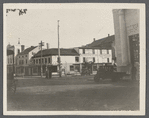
[48, 66, 52, 79]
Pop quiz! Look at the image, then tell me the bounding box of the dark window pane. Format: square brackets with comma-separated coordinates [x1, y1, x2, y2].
[45, 58, 47, 63]
[75, 57, 79, 62]
[70, 65, 74, 71]
[83, 49, 85, 54]
[48, 58, 50, 63]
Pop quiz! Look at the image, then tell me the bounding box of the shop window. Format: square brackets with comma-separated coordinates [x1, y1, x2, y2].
[75, 64, 80, 72]
[93, 65, 97, 71]
[70, 65, 74, 71]
[33, 67, 37, 73]
[75, 57, 79, 62]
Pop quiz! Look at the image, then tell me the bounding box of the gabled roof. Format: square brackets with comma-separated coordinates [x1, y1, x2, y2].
[7, 50, 14, 56]
[32, 48, 80, 58]
[79, 35, 115, 49]
[17, 46, 37, 56]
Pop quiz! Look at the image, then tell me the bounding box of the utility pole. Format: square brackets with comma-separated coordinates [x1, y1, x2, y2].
[39, 41, 44, 78]
[58, 20, 61, 77]
[13, 46, 15, 79]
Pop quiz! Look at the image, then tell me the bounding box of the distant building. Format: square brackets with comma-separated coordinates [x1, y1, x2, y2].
[7, 49, 14, 74]
[15, 46, 40, 76]
[31, 48, 80, 76]
[113, 9, 139, 80]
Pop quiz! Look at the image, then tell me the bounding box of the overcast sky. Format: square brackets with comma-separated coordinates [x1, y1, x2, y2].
[5, 6, 114, 49]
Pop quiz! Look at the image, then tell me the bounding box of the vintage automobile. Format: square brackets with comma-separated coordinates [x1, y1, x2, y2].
[94, 65, 128, 82]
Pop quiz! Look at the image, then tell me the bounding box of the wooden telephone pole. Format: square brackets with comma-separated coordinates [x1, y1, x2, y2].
[39, 41, 44, 78]
[58, 20, 61, 77]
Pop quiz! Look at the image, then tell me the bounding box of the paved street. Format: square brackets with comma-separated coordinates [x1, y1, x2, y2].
[7, 75, 139, 111]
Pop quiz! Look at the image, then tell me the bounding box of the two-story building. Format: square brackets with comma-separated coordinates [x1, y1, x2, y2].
[15, 46, 40, 76]
[74, 35, 114, 74]
[31, 48, 80, 76]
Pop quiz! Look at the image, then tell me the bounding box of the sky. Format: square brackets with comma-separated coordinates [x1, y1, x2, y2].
[5, 7, 114, 49]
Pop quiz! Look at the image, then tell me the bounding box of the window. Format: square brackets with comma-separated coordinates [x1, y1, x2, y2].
[48, 58, 51, 63]
[107, 50, 109, 54]
[39, 59, 41, 64]
[19, 56, 20, 58]
[45, 58, 47, 63]
[26, 59, 28, 64]
[75, 57, 79, 62]
[42, 58, 44, 63]
[22, 55, 24, 58]
[92, 49, 95, 54]
[107, 58, 109, 63]
[70, 65, 74, 71]
[100, 50, 102, 54]
[33, 59, 35, 64]
[17, 49, 20, 54]
[93, 65, 97, 71]
[83, 57, 85, 62]
[36, 59, 38, 64]
[26, 55, 27, 57]
[93, 57, 95, 62]
[10, 58, 12, 63]
[83, 49, 85, 54]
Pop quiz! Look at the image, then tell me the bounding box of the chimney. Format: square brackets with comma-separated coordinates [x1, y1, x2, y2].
[47, 43, 49, 49]
[21, 45, 25, 52]
[93, 38, 96, 42]
[108, 34, 110, 37]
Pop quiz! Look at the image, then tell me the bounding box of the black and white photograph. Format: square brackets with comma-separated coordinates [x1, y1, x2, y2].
[3, 3, 146, 115]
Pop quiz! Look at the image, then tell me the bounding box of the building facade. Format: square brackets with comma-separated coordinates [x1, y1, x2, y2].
[74, 35, 114, 74]
[113, 9, 140, 80]
[7, 50, 14, 75]
[31, 48, 80, 76]
[15, 46, 40, 76]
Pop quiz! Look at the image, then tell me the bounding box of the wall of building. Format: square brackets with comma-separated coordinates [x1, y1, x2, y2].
[28, 46, 41, 64]
[79, 49, 112, 63]
[113, 9, 140, 80]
